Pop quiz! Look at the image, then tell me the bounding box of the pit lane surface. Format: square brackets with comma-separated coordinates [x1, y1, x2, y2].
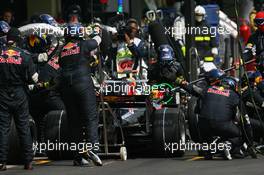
[2, 153, 264, 175]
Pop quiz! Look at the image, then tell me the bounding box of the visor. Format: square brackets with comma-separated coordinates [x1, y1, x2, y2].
[254, 18, 264, 26]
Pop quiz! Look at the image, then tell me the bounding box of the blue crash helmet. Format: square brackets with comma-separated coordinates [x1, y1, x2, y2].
[221, 76, 238, 92]
[39, 14, 58, 27]
[205, 68, 225, 84]
[0, 20, 10, 37]
[158, 44, 175, 62]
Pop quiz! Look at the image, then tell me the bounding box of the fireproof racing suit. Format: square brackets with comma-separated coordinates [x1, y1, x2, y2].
[58, 37, 100, 158]
[243, 30, 264, 63]
[194, 20, 218, 63]
[184, 84, 254, 151]
[29, 53, 65, 143]
[0, 45, 37, 164]
[30, 54, 65, 112]
[242, 85, 264, 139]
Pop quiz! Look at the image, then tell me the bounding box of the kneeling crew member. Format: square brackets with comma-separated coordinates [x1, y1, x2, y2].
[180, 75, 256, 159]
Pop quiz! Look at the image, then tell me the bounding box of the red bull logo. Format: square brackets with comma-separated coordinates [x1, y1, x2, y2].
[2, 49, 21, 57]
[63, 42, 78, 50]
[0, 49, 22, 65]
[207, 87, 230, 97]
[61, 42, 80, 58]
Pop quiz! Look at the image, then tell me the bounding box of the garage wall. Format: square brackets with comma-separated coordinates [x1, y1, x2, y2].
[130, 0, 147, 22]
[27, 0, 61, 19]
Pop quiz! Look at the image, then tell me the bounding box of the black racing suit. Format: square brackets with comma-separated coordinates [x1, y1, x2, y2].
[242, 86, 264, 139]
[58, 38, 99, 158]
[26, 41, 64, 143]
[31, 54, 65, 111]
[29, 54, 65, 143]
[184, 84, 253, 150]
[0, 45, 37, 164]
[194, 20, 217, 63]
[243, 30, 264, 63]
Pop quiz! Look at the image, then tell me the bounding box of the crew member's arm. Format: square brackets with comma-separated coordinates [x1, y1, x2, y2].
[179, 80, 204, 97]
[125, 35, 148, 71]
[82, 35, 102, 55]
[31, 52, 49, 63]
[253, 88, 264, 107]
[82, 25, 102, 55]
[127, 41, 147, 59]
[243, 34, 256, 62]
[23, 53, 39, 84]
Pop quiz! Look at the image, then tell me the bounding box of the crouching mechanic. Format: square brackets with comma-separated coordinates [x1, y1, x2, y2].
[58, 23, 102, 166]
[25, 32, 65, 145]
[179, 75, 257, 159]
[0, 28, 38, 170]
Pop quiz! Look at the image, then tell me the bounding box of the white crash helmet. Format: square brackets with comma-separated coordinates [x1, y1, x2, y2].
[195, 5, 206, 15]
[195, 5, 206, 22]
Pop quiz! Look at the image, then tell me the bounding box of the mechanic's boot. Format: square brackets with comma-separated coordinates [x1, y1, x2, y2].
[24, 162, 33, 170]
[73, 157, 91, 167]
[0, 163, 7, 171]
[223, 141, 232, 160]
[247, 146, 257, 159]
[87, 150, 103, 166]
[231, 148, 245, 159]
[255, 145, 264, 153]
[223, 149, 232, 160]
